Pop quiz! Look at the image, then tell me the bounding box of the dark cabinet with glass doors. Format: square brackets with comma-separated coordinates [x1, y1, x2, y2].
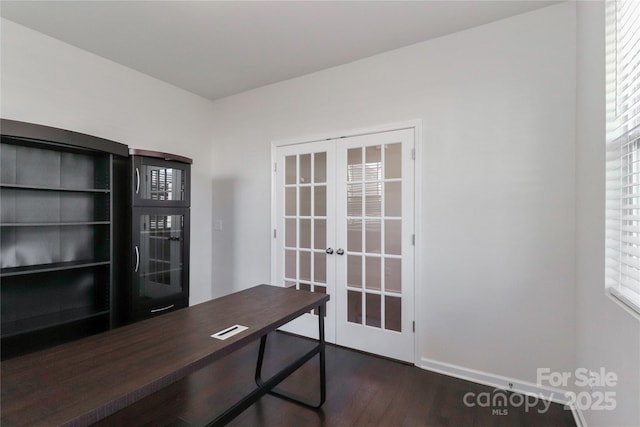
[125, 150, 191, 323]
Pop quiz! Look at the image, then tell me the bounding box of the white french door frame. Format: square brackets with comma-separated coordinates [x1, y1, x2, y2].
[270, 120, 423, 366]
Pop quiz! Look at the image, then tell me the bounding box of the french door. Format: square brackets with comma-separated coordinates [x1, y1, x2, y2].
[273, 128, 415, 362]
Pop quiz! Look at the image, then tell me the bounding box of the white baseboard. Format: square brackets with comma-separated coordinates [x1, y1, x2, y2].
[419, 357, 586, 427]
[571, 405, 588, 427]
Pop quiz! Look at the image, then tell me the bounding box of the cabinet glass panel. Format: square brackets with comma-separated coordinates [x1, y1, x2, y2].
[138, 164, 186, 202]
[137, 214, 185, 300]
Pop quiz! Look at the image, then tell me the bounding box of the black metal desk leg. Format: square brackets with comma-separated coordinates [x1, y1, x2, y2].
[318, 303, 326, 405]
[254, 335, 268, 386]
[254, 302, 327, 409]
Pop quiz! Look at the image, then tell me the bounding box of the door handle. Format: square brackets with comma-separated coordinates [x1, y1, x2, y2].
[336, 248, 345, 255]
[135, 167, 140, 194]
[134, 245, 140, 272]
[326, 247, 334, 254]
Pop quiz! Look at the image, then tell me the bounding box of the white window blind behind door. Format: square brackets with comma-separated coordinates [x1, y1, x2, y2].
[605, 0, 640, 314]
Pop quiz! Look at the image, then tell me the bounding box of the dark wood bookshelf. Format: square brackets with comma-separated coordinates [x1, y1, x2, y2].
[0, 183, 111, 193]
[0, 119, 127, 359]
[0, 260, 111, 277]
[1, 308, 111, 338]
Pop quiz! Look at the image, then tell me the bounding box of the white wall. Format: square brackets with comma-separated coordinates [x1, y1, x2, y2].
[0, 18, 215, 305]
[576, 3, 640, 426]
[209, 2, 576, 385]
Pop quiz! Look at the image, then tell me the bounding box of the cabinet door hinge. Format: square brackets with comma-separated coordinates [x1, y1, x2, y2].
[411, 148, 415, 160]
[411, 234, 415, 246]
[274, 162, 277, 173]
[273, 229, 277, 238]
[413, 321, 415, 332]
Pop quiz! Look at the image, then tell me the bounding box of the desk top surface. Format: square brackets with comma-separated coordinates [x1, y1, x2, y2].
[1, 285, 329, 427]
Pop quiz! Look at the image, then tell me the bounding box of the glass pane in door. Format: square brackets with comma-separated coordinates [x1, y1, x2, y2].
[344, 142, 404, 332]
[282, 151, 329, 310]
[138, 214, 184, 299]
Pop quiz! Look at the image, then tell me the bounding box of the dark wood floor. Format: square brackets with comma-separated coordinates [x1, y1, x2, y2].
[95, 332, 576, 427]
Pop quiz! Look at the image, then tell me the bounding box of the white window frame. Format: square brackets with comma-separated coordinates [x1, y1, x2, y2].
[605, 0, 640, 317]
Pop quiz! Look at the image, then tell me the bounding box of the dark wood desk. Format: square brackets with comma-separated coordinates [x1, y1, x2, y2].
[1, 285, 329, 426]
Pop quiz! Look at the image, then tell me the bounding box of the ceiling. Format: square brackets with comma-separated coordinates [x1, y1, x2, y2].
[1, 1, 558, 101]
